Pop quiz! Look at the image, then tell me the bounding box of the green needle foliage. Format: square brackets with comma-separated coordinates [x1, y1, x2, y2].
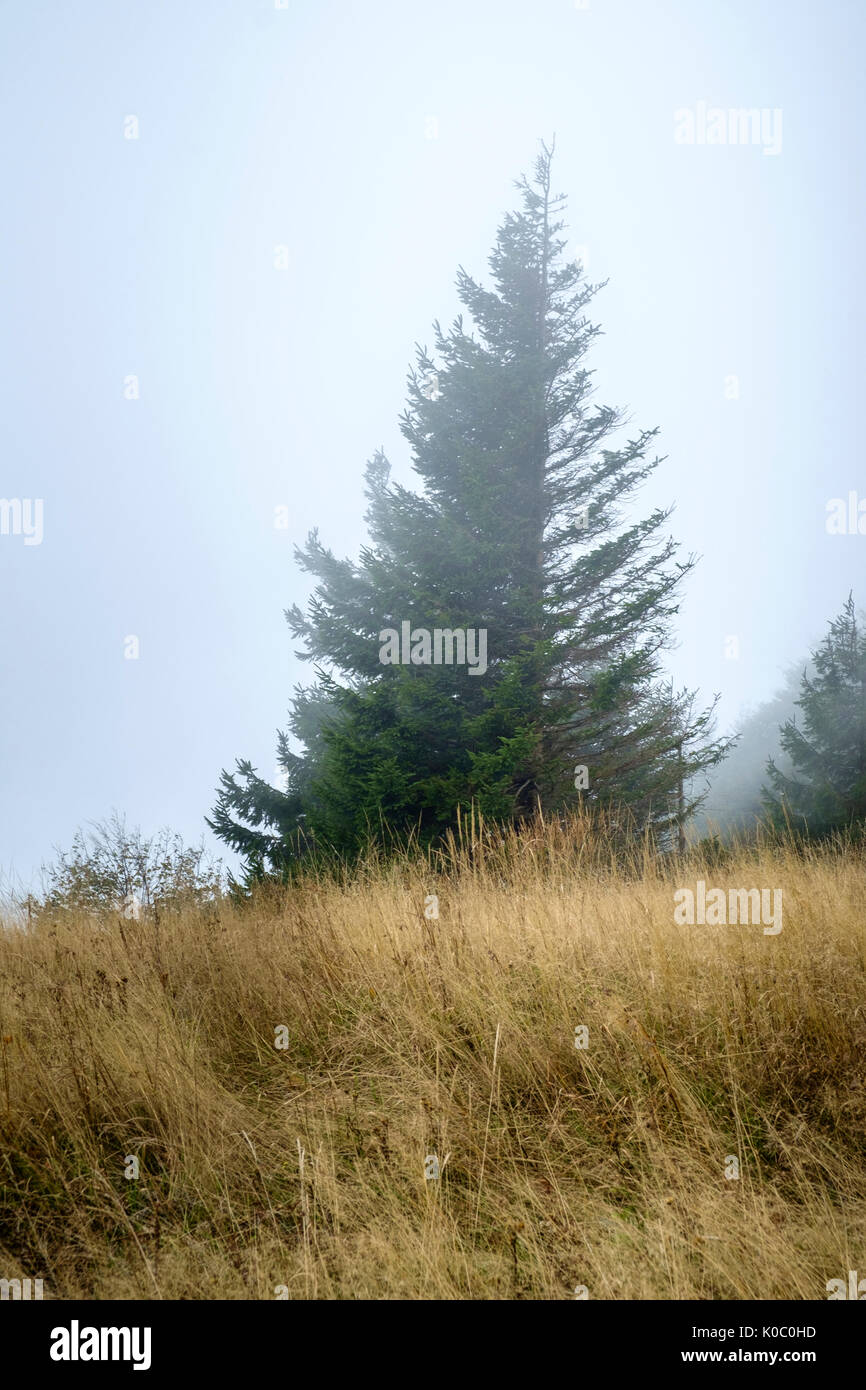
[210, 143, 728, 877]
[764, 594, 866, 837]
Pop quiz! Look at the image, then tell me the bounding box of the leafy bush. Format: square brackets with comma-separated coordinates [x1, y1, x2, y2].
[31, 813, 222, 921]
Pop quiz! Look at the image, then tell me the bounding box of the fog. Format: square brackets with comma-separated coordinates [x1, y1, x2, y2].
[2, 0, 864, 887]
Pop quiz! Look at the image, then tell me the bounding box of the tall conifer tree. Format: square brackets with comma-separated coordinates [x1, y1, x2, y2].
[210, 144, 726, 872]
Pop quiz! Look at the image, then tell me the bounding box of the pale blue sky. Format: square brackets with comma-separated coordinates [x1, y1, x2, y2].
[1, 0, 864, 888]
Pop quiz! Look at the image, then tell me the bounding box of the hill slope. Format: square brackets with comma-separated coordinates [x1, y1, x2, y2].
[1, 819, 864, 1300]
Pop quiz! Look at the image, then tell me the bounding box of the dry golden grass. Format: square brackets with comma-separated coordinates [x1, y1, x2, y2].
[1, 815, 864, 1300]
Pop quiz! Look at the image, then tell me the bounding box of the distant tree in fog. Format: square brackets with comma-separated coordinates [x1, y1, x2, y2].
[763, 595, 866, 837]
[692, 665, 806, 837]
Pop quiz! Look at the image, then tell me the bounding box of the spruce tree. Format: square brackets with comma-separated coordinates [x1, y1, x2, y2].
[209, 143, 727, 872]
[764, 595, 866, 835]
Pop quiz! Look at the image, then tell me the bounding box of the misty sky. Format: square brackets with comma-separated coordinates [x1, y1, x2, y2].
[1, 0, 864, 889]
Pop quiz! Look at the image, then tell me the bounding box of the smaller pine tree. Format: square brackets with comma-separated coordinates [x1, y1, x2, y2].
[763, 595, 866, 836]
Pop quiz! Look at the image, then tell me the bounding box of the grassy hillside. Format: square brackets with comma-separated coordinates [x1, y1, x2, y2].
[1, 816, 864, 1300]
